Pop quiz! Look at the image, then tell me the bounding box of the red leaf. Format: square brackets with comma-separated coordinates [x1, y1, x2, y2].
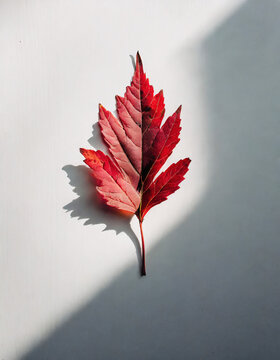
[79, 53, 191, 276]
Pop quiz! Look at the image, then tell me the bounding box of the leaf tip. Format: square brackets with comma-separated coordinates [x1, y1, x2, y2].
[80, 147, 86, 156]
[136, 51, 143, 68]
[182, 157, 192, 170]
[99, 103, 107, 117]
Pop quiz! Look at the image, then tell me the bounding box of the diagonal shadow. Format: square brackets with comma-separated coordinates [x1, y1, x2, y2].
[23, 0, 280, 359]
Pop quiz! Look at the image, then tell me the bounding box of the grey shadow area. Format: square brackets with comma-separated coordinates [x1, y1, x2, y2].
[22, 0, 280, 359]
[87, 122, 107, 151]
[129, 54, 136, 70]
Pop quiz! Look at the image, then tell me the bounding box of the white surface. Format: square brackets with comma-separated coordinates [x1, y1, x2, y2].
[2, 1, 280, 359]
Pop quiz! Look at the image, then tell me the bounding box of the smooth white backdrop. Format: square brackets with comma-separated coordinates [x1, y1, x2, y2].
[1, 1, 280, 359]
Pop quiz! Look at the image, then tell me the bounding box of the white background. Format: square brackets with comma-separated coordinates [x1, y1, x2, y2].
[1, 1, 280, 359]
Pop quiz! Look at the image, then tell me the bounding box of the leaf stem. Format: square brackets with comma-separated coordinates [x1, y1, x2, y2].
[139, 220, 146, 276]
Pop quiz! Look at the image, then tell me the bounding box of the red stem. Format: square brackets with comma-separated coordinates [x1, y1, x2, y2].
[139, 220, 146, 276]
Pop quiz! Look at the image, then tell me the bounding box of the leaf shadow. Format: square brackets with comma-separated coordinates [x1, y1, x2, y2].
[129, 54, 136, 70]
[87, 122, 107, 152]
[62, 122, 142, 274]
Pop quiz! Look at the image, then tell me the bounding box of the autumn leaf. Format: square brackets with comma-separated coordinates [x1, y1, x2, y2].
[80, 52, 191, 276]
